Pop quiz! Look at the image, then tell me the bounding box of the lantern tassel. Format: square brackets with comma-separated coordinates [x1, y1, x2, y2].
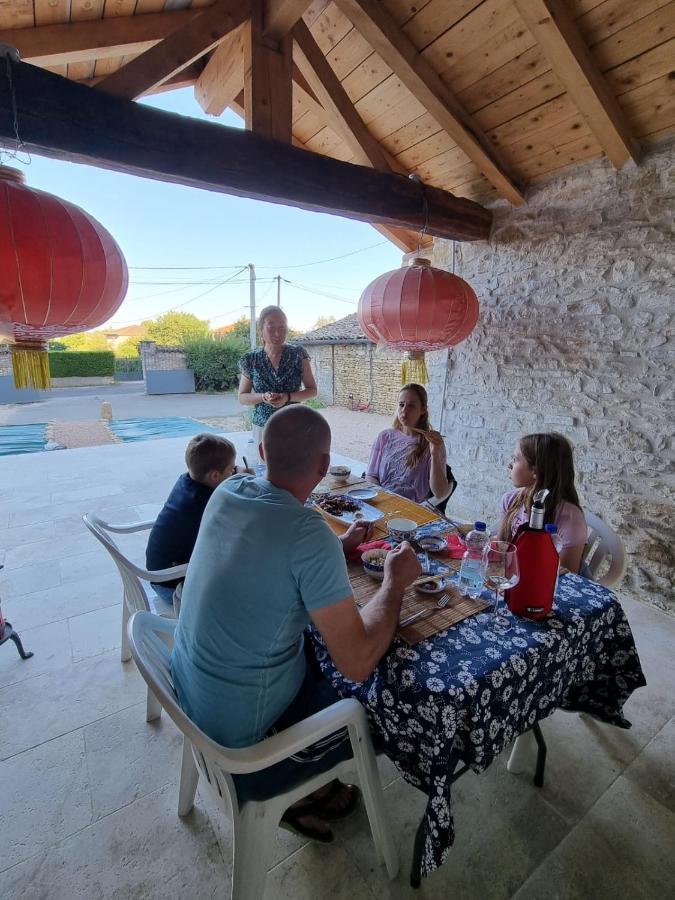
[11, 344, 51, 390]
[402, 351, 428, 386]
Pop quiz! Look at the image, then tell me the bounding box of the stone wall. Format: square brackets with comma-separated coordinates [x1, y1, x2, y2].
[139, 341, 187, 373]
[0, 344, 11, 376]
[304, 342, 404, 414]
[427, 137, 674, 614]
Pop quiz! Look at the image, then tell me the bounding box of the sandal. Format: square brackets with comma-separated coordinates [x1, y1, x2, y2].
[280, 807, 334, 844]
[313, 780, 361, 821]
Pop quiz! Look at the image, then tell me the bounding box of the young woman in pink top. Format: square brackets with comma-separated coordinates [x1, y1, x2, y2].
[366, 383, 450, 504]
[497, 433, 588, 574]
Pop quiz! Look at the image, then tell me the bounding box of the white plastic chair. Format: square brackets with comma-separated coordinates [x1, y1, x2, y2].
[582, 511, 627, 588]
[83, 513, 187, 720]
[127, 611, 399, 900]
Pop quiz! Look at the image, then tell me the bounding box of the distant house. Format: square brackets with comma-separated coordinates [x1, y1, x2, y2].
[298, 314, 403, 415]
[102, 324, 146, 349]
[212, 323, 238, 337]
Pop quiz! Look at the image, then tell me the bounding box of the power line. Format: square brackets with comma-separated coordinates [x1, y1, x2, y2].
[282, 278, 358, 306]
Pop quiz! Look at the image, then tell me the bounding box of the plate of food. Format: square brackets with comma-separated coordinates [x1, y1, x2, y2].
[416, 574, 454, 594]
[314, 493, 384, 525]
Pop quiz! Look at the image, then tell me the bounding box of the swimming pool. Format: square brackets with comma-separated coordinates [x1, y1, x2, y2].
[0, 423, 47, 457]
[109, 417, 224, 443]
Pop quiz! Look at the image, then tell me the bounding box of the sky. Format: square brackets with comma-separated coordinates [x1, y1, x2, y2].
[8, 87, 404, 334]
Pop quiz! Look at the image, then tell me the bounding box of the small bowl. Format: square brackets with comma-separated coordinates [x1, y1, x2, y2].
[417, 536, 447, 553]
[362, 548, 390, 581]
[329, 465, 351, 485]
[386, 517, 418, 542]
[416, 575, 454, 594]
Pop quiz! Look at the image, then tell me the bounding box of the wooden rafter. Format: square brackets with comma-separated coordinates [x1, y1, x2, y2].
[97, 0, 250, 99]
[333, 0, 525, 206]
[0, 60, 492, 242]
[195, 23, 246, 116]
[0, 10, 200, 67]
[264, 0, 315, 41]
[513, 0, 640, 168]
[245, 0, 293, 142]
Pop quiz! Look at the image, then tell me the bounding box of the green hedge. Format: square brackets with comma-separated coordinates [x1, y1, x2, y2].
[48, 350, 115, 378]
[183, 336, 247, 392]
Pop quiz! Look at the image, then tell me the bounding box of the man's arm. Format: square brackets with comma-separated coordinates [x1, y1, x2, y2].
[310, 543, 420, 683]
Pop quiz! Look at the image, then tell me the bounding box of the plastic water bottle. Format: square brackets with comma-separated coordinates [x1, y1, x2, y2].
[459, 522, 489, 598]
[545, 523, 563, 598]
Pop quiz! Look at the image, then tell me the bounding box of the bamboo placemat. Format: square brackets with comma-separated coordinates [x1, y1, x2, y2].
[319, 487, 441, 537]
[349, 565, 490, 646]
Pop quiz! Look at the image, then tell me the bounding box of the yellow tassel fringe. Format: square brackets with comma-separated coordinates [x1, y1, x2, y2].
[12, 348, 52, 390]
[401, 353, 428, 386]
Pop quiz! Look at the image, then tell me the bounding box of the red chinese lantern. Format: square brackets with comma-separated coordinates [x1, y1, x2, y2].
[357, 256, 479, 384]
[0, 166, 128, 389]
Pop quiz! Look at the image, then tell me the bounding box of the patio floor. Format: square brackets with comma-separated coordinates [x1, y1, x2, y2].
[0, 435, 673, 899]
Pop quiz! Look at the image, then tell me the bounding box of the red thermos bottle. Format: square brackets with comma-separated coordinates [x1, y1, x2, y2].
[505, 491, 558, 620]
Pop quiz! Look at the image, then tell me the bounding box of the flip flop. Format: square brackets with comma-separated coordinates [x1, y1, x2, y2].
[280, 808, 334, 844]
[313, 780, 361, 821]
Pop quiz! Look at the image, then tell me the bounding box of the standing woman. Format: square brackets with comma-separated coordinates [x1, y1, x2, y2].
[238, 306, 317, 458]
[366, 383, 450, 503]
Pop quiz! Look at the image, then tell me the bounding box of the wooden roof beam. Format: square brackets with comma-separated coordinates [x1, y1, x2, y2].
[0, 10, 201, 68]
[97, 0, 251, 100]
[264, 0, 315, 41]
[333, 0, 525, 206]
[245, 0, 293, 142]
[195, 23, 246, 116]
[513, 0, 640, 168]
[0, 59, 492, 242]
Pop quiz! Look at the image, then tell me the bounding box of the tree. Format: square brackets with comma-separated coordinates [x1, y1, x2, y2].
[48, 340, 67, 351]
[60, 331, 110, 351]
[144, 312, 210, 346]
[310, 315, 336, 331]
[116, 337, 142, 357]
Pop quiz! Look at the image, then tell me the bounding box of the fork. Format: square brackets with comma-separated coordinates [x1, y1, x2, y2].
[400, 594, 450, 628]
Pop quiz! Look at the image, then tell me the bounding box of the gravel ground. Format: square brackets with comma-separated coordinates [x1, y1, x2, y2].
[318, 406, 390, 462]
[47, 420, 119, 448]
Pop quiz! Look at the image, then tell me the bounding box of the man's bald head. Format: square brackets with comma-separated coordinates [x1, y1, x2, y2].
[262, 406, 331, 479]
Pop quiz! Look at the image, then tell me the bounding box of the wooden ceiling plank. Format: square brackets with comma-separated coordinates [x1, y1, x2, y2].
[194, 22, 246, 115]
[591, 3, 675, 72]
[245, 0, 293, 142]
[471, 71, 566, 132]
[0, 59, 493, 241]
[97, 0, 250, 99]
[577, 0, 671, 48]
[34, 0, 69, 27]
[618, 72, 675, 137]
[605, 37, 675, 97]
[264, 0, 315, 41]
[513, 0, 640, 167]
[457, 45, 551, 115]
[0, 9, 203, 67]
[0, 0, 36, 30]
[334, 0, 525, 204]
[293, 17, 403, 171]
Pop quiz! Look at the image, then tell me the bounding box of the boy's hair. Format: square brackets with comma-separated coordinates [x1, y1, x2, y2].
[185, 434, 236, 482]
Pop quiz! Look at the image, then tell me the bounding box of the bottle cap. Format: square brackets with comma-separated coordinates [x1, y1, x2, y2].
[474, 521, 487, 531]
[544, 524, 558, 533]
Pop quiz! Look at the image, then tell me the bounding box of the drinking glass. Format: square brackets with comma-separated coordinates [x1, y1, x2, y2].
[482, 540, 519, 633]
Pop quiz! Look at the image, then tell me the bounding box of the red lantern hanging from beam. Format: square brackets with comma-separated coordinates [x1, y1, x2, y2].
[0, 166, 128, 389]
[357, 256, 479, 384]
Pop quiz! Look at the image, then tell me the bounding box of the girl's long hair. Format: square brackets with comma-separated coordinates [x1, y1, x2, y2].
[499, 433, 582, 540]
[392, 383, 431, 469]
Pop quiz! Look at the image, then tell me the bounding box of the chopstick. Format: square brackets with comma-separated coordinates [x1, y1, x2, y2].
[242, 456, 249, 470]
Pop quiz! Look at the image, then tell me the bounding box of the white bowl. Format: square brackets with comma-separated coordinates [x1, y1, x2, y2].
[386, 518, 417, 542]
[361, 548, 389, 581]
[329, 465, 351, 485]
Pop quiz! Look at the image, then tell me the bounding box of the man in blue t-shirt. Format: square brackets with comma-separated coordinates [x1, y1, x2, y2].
[146, 434, 248, 605]
[171, 405, 420, 843]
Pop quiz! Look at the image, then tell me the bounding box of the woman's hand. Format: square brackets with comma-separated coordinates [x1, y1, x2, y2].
[414, 428, 445, 453]
[263, 391, 286, 408]
[339, 520, 374, 554]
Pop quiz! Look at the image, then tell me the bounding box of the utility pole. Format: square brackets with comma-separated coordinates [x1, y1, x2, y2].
[276, 274, 281, 307]
[248, 263, 256, 349]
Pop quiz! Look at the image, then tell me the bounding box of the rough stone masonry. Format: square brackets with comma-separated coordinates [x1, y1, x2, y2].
[428, 137, 674, 614]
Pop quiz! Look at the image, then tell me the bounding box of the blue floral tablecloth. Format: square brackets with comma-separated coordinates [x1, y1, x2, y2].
[310, 574, 646, 877]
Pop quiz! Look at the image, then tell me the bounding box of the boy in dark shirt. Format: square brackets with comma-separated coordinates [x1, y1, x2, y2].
[146, 433, 243, 605]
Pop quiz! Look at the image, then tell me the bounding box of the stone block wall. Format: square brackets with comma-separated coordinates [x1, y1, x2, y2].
[0, 344, 11, 375]
[305, 342, 404, 415]
[428, 137, 674, 614]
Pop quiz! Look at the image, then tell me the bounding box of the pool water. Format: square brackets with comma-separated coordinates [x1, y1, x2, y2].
[108, 417, 224, 443]
[0, 423, 47, 457]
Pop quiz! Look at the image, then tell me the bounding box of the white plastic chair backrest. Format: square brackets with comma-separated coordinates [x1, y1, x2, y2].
[83, 513, 151, 614]
[583, 511, 626, 588]
[127, 612, 247, 814]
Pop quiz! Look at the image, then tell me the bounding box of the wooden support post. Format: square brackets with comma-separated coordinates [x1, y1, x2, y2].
[244, 0, 293, 142]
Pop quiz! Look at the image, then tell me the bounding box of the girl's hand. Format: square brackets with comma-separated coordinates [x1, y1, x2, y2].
[413, 427, 445, 450]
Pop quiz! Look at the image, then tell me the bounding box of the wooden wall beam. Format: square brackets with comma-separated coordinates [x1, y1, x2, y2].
[334, 0, 525, 206]
[513, 0, 640, 167]
[245, 0, 293, 142]
[195, 23, 247, 116]
[0, 60, 492, 242]
[97, 0, 250, 99]
[0, 10, 201, 67]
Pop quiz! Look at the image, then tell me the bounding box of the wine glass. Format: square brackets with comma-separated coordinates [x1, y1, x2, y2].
[482, 540, 519, 633]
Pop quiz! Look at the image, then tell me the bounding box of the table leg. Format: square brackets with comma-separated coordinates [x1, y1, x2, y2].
[532, 722, 547, 788]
